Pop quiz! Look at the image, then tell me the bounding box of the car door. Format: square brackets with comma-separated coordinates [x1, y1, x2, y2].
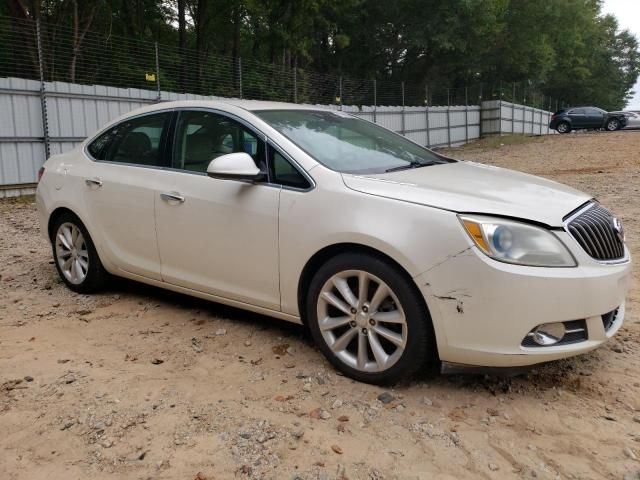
[154, 109, 281, 310]
[83, 111, 172, 280]
[585, 108, 605, 128]
[568, 108, 586, 128]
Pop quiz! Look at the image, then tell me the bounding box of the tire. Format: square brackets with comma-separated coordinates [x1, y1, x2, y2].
[51, 212, 109, 293]
[606, 118, 620, 131]
[556, 121, 571, 134]
[306, 252, 434, 384]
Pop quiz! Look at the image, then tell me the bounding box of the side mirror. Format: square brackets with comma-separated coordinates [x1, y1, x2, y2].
[206, 152, 266, 182]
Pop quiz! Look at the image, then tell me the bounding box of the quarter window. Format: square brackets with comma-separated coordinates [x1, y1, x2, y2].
[268, 146, 310, 189]
[88, 112, 170, 166]
[173, 110, 266, 173]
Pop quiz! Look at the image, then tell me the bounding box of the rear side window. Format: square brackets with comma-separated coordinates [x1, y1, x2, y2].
[87, 112, 171, 167]
[568, 108, 585, 115]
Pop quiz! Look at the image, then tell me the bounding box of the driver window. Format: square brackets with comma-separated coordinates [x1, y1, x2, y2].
[173, 110, 266, 173]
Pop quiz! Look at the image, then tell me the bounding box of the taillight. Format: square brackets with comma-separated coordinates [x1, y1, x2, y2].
[551, 114, 557, 120]
[37, 166, 45, 182]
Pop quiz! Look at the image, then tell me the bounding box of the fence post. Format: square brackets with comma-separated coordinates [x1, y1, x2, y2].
[339, 76, 343, 111]
[401, 81, 405, 135]
[154, 42, 161, 101]
[464, 87, 468, 144]
[478, 84, 483, 138]
[293, 57, 297, 103]
[425, 85, 430, 148]
[373, 79, 377, 123]
[238, 57, 243, 99]
[36, 18, 50, 161]
[512, 83, 515, 134]
[446, 88, 451, 147]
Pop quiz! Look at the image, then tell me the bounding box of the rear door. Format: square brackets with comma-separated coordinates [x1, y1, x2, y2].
[83, 111, 172, 280]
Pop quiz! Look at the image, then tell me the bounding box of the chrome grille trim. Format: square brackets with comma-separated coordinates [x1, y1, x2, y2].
[564, 202, 627, 263]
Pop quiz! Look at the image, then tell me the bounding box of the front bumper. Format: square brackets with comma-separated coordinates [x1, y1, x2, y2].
[416, 231, 631, 367]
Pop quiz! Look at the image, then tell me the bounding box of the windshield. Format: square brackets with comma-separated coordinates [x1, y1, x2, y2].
[254, 109, 451, 174]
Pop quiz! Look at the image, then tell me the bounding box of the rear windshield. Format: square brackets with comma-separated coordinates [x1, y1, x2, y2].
[254, 109, 451, 174]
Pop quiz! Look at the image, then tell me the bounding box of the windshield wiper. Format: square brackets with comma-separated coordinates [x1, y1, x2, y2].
[385, 161, 423, 173]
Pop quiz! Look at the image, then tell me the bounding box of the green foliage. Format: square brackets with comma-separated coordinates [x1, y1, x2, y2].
[0, 0, 638, 109]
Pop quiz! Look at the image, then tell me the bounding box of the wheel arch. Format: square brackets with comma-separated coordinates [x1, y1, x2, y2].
[47, 206, 82, 240]
[297, 242, 433, 326]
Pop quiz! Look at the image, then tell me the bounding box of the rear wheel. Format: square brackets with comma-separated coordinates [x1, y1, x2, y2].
[306, 253, 434, 384]
[556, 121, 571, 134]
[606, 118, 620, 131]
[51, 212, 108, 293]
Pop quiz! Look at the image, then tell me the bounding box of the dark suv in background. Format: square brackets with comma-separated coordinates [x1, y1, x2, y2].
[549, 107, 627, 133]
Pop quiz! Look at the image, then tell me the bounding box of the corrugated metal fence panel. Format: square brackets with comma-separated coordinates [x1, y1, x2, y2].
[0, 78, 556, 196]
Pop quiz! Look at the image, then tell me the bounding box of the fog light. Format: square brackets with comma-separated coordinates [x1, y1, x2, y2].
[532, 323, 566, 346]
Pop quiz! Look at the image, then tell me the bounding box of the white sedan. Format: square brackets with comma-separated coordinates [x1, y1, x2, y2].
[36, 100, 631, 384]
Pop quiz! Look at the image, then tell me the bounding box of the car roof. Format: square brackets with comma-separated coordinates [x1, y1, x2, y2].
[134, 99, 333, 114]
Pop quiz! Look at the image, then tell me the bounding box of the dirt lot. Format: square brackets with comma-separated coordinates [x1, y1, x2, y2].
[1, 131, 639, 480]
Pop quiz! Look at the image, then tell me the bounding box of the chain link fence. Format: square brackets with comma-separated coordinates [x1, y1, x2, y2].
[0, 15, 565, 110]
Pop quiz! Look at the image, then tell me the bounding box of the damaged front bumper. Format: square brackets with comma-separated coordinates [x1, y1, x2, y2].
[414, 232, 631, 368]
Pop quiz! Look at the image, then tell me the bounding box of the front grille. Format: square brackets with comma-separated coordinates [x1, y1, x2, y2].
[522, 320, 588, 347]
[566, 203, 625, 261]
[602, 308, 619, 331]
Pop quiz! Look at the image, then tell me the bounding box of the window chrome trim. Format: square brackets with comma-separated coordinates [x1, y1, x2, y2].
[82, 106, 316, 192]
[562, 202, 630, 265]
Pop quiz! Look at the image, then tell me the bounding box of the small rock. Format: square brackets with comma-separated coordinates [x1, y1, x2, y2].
[332, 399, 343, 409]
[194, 472, 207, 480]
[395, 405, 405, 412]
[603, 415, 617, 421]
[60, 421, 74, 431]
[338, 415, 349, 422]
[100, 439, 113, 448]
[634, 415, 640, 424]
[422, 397, 433, 406]
[378, 392, 394, 404]
[331, 444, 343, 454]
[488, 463, 499, 471]
[244, 340, 252, 346]
[215, 328, 227, 336]
[612, 345, 624, 353]
[320, 410, 332, 420]
[24, 376, 34, 382]
[151, 358, 164, 365]
[239, 432, 251, 439]
[625, 447, 638, 460]
[303, 384, 312, 392]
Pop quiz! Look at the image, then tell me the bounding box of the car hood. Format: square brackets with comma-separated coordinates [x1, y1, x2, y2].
[341, 161, 591, 226]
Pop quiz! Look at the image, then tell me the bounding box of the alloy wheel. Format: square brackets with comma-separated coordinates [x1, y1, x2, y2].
[557, 123, 568, 133]
[316, 270, 408, 373]
[55, 222, 89, 285]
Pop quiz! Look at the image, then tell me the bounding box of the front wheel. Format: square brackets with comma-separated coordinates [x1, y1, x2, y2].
[306, 253, 434, 384]
[606, 118, 620, 131]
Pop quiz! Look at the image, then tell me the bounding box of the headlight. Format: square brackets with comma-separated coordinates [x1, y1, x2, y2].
[459, 215, 576, 267]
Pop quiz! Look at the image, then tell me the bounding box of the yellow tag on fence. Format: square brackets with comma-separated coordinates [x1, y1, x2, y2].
[145, 73, 156, 82]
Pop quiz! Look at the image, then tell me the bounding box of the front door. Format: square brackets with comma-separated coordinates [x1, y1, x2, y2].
[82, 111, 172, 280]
[154, 110, 281, 310]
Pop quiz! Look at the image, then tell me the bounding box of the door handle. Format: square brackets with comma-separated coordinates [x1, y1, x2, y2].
[160, 192, 185, 203]
[85, 177, 102, 187]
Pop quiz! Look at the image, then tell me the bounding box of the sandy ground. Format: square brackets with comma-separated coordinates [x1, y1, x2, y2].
[1, 131, 639, 480]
